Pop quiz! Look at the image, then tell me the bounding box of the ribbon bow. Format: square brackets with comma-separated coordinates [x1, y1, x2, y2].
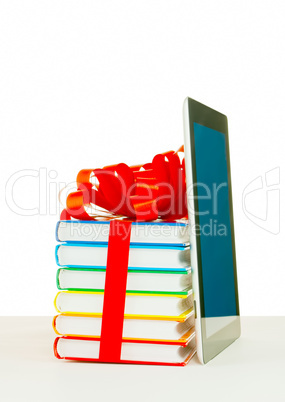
[60, 145, 187, 222]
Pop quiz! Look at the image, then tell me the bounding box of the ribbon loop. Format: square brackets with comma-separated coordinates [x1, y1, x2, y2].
[61, 146, 187, 222]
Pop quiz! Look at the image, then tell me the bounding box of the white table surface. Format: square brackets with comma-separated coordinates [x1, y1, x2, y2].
[0, 317, 284, 402]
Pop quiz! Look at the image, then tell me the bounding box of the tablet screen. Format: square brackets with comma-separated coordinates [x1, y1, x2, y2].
[193, 122, 237, 335]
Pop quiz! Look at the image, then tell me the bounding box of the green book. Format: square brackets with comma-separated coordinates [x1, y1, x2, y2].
[56, 267, 192, 295]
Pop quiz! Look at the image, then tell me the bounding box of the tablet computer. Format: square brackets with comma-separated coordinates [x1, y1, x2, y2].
[183, 97, 241, 364]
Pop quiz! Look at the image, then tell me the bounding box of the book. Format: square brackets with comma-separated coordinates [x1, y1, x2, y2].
[55, 243, 190, 271]
[54, 335, 196, 366]
[54, 290, 193, 318]
[53, 312, 195, 341]
[56, 267, 192, 294]
[56, 220, 190, 246]
[54, 218, 196, 365]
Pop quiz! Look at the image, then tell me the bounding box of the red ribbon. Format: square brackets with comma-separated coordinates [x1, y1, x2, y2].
[60, 145, 187, 222]
[99, 220, 132, 362]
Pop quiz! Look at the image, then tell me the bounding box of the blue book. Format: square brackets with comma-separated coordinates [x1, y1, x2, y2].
[55, 242, 190, 272]
[56, 220, 189, 247]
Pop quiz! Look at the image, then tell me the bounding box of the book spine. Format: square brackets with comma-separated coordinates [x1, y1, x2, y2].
[55, 245, 60, 266]
[56, 269, 61, 289]
[55, 221, 60, 242]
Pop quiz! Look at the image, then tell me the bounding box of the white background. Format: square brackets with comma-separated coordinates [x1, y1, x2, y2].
[1, 0, 284, 315]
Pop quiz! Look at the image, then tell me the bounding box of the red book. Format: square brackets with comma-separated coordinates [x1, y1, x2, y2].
[54, 332, 196, 366]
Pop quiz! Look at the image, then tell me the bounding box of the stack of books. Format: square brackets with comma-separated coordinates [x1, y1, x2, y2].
[53, 219, 196, 366]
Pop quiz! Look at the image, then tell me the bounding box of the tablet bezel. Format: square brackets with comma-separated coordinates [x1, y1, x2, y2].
[183, 97, 241, 364]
